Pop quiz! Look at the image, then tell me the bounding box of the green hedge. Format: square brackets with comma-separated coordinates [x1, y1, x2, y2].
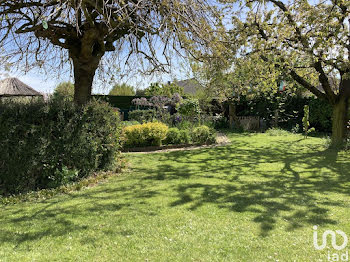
[128, 109, 157, 123]
[122, 122, 168, 147]
[235, 95, 333, 133]
[0, 98, 122, 195]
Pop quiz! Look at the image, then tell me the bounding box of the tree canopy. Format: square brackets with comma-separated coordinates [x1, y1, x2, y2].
[144, 82, 184, 97]
[53, 81, 75, 100]
[0, 0, 217, 104]
[205, 0, 350, 145]
[109, 83, 135, 96]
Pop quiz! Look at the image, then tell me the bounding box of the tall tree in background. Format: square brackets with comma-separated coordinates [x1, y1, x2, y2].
[222, 0, 350, 146]
[53, 81, 75, 100]
[145, 82, 184, 97]
[0, 0, 216, 104]
[109, 83, 135, 96]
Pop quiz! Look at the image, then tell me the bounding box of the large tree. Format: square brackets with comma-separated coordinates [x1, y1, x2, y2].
[222, 0, 350, 146]
[0, 0, 215, 104]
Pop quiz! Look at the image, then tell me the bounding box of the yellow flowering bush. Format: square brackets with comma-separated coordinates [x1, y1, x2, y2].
[123, 122, 168, 147]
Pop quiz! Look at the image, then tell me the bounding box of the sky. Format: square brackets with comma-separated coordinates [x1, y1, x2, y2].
[1, 70, 66, 94]
[0, 47, 195, 95]
[1, 61, 192, 95]
[0, 0, 218, 95]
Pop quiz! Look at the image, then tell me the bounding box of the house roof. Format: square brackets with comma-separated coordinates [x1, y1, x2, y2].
[0, 77, 43, 97]
[174, 78, 203, 95]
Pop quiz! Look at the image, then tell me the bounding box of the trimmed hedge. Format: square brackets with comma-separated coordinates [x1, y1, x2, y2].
[234, 95, 334, 133]
[0, 98, 122, 195]
[123, 122, 168, 147]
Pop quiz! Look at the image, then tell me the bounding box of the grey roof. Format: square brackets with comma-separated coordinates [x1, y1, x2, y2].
[0, 77, 43, 97]
[174, 78, 203, 95]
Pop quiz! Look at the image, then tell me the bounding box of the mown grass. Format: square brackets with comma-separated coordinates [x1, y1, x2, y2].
[1, 132, 350, 261]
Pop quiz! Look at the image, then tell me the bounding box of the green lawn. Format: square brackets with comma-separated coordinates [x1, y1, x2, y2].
[1, 133, 350, 261]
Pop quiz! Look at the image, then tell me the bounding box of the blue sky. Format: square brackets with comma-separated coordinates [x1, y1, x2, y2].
[1, 63, 191, 95]
[1, 55, 192, 95]
[1, 70, 66, 94]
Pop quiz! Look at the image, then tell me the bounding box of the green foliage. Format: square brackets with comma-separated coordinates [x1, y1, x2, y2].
[121, 120, 140, 127]
[175, 119, 193, 130]
[145, 82, 184, 97]
[0, 171, 119, 205]
[123, 122, 168, 147]
[165, 128, 191, 145]
[128, 109, 156, 123]
[1, 133, 350, 261]
[0, 98, 122, 195]
[52, 82, 75, 100]
[144, 83, 162, 96]
[235, 94, 332, 133]
[177, 98, 201, 121]
[179, 129, 191, 144]
[161, 82, 184, 97]
[135, 89, 146, 96]
[109, 83, 136, 96]
[309, 99, 333, 132]
[191, 125, 216, 144]
[165, 128, 182, 144]
[291, 124, 300, 134]
[302, 105, 315, 138]
[212, 113, 229, 129]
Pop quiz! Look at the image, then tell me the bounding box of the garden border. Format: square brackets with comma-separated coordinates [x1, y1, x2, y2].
[122, 133, 230, 153]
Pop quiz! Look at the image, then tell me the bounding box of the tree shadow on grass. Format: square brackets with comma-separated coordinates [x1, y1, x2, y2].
[0, 181, 160, 246]
[137, 137, 350, 237]
[0, 135, 349, 246]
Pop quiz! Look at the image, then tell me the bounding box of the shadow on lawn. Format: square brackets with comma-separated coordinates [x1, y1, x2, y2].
[140, 136, 350, 237]
[0, 180, 159, 245]
[0, 135, 349, 245]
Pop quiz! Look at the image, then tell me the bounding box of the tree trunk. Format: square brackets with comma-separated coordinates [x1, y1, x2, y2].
[228, 101, 239, 128]
[68, 29, 105, 105]
[331, 97, 349, 147]
[71, 56, 100, 105]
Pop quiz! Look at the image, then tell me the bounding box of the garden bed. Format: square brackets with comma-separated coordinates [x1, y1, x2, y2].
[122, 133, 230, 153]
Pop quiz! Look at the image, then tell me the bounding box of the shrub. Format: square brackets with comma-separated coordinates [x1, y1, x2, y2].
[165, 128, 182, 144]
[128, 109, 156, 123]
[191, 125, 216, 144]
[175, 120, 193, 130]
[179, 129, 191, 144]
[121, 120, 140, 127]
[0, 98, 122, 195]
[165, 128, 192, 145]
[123, 122, 168, 147]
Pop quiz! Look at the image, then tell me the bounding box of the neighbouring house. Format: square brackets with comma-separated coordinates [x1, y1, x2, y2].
[0, 77, 43, 99]
[174, 78, 203, 95]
